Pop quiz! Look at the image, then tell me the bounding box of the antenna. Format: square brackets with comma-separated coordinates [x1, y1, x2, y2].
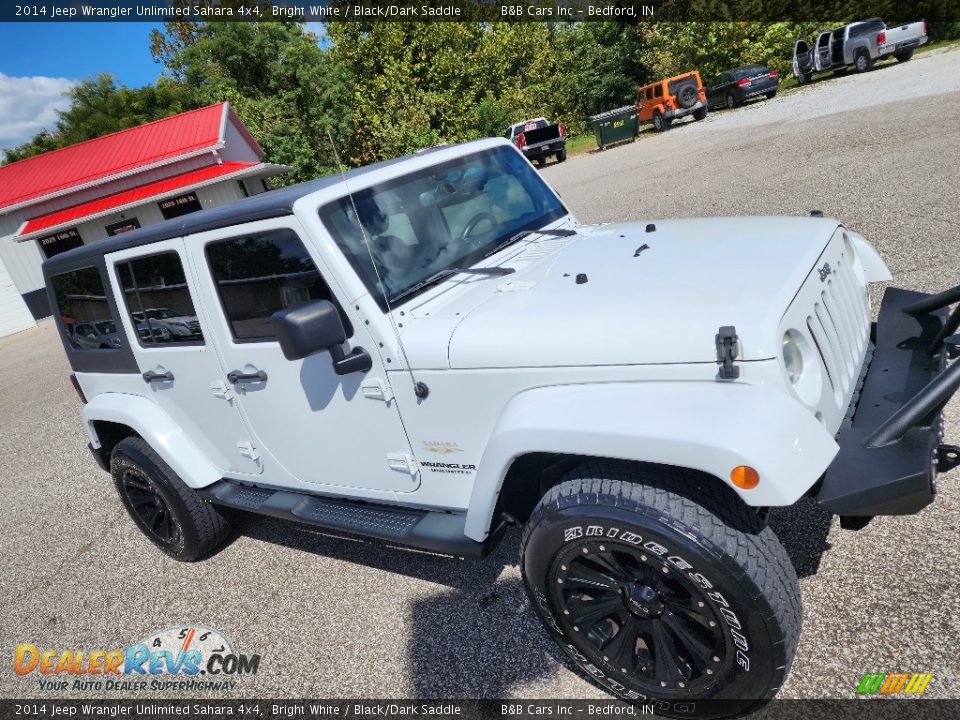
[326, 131, 429, 400]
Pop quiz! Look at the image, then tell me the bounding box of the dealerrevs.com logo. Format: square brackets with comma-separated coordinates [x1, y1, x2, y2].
[14, 626, 261, 693]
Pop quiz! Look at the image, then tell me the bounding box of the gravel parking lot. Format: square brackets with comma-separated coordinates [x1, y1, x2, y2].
[2, 47, 959, 704]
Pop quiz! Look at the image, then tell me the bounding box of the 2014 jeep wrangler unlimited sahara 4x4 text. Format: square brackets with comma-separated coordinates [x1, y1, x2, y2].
[46, 139, 960, 717]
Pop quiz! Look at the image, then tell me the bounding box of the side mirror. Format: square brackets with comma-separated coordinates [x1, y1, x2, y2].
[270, 300, 371, 375]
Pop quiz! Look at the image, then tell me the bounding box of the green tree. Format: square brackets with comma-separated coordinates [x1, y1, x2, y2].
[151, 21, 353, 184]
[3, 75, 197, 164]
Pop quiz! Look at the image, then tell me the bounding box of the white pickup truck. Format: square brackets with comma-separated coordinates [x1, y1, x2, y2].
[793, 18, 928, 83]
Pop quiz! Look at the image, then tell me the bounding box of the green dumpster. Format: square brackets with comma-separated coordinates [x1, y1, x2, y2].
[588, 106, 639, 150]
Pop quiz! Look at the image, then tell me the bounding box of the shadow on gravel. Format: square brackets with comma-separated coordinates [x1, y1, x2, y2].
[767, 498, 833, 578]
[235, 499, 833, 695]
[407, 530, 571, 697]
[235, 513, 510, 589]
[239, 518, 570, 695]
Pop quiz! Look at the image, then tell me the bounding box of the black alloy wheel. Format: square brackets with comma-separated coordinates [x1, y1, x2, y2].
[111, 436, 232, 561]
[554, 541, 727, 692]
[521, 465, 801, 718]
[120, 467, 181, 546]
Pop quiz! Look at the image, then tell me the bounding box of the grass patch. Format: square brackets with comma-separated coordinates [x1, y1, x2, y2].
[564, 133, 599, 156]
[916, 37, 960, 54]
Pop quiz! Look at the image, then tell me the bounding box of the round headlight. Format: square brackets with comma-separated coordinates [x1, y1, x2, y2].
[782, 330, 804, 385]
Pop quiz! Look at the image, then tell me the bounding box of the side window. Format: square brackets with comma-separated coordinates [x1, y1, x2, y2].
[654, 85, 663, 98]
[205, 228, 352, 343]
[116, 251, 204, 347]
[50, 266, 119, 350]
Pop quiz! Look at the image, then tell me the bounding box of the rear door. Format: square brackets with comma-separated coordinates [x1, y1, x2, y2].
[816, 32, 833, 70]
[107, 239, 263, 477]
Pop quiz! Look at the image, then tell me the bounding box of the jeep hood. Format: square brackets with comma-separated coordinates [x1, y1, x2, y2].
[408, 216, 840, 369]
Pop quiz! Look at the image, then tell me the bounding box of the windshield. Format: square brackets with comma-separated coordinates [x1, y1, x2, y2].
[145, 308, 179, 319]
[319, 145, 567, 309]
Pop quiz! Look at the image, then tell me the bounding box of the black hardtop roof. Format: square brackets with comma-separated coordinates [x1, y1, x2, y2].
[41, 143, 460, 277]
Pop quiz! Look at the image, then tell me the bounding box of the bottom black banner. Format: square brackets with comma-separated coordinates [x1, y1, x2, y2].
[0, 699, 956, 720]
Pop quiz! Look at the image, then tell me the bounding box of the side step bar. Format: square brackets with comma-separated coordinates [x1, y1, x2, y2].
[198, 480, 504, 558]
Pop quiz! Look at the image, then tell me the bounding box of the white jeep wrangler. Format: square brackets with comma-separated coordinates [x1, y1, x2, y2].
[46, 139, 960, 716]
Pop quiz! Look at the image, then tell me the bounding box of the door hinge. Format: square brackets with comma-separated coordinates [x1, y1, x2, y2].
[387, 452, 418, 476]
[210, 381, 234, 401]
[361, 378, 394, 402]
[715, 325, 741, 380]
[237, 441, 260, 462]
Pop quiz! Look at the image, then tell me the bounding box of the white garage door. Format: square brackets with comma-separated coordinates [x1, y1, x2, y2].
[0, 257, 36, 338]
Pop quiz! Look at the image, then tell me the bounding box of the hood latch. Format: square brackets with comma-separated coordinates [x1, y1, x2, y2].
[715, 326, 741, 380]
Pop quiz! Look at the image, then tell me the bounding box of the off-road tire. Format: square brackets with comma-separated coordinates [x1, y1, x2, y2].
[111, 437, 232, 561]
[796, 72, 809, 85]
[692, 106, 707, 121]
[536, 158, 546, 167]
[521, 462, 801, 718]
[854, 49, 873, 73]
[652, 112, 670, 132]
[557, 149, 567, 162]
[725, 91, 738, 110]
[895, 50, 914, 62]
[765, 91, 777, 99]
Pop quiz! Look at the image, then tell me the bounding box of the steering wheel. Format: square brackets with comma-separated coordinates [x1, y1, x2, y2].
[460, 212, 500, 244]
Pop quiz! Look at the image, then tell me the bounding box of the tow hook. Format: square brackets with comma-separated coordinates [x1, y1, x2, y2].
[935, 444, 960, 473]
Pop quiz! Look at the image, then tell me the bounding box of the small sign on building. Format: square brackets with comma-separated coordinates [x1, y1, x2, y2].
[159, 192, 203, 220]
[37, 228, 83, 259]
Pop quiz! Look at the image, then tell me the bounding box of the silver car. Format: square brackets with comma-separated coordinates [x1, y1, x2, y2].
[73, 320, 121, 349]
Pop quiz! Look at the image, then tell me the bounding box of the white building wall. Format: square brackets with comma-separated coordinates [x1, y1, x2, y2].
[0, 215, 46, 294]
[221, 119, 261, 163]
[0, 256, 35, 337]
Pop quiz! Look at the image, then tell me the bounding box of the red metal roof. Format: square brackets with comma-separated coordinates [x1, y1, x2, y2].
[18, 161, 258, 237]
[0, 103, 229, 211]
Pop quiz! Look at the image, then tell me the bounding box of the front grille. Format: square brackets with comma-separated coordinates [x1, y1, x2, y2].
[805, 252, 869, 403]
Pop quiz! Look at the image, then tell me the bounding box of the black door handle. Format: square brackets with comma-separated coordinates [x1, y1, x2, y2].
[227, 369, 268, 384]
[143, 370, 174, 383]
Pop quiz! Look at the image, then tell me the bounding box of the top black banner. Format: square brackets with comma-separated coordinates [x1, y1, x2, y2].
[3, 1, 959, 23]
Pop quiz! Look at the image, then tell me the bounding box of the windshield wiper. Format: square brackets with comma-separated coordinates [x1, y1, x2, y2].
[390, 266, 515, 304]
[483, 226, 577, 258]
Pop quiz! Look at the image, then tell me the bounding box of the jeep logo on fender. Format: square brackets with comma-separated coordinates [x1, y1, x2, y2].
[818, 262, 833, 281]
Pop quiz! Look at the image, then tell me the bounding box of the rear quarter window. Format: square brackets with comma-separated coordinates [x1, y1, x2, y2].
[50, 266, 120, 350]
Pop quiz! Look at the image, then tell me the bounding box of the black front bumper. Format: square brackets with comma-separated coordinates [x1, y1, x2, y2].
[817, 285, 960, 517]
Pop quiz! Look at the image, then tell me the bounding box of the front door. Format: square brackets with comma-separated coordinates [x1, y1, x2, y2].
[185, 218, 419, 494]
[107, 239, 262, 476]
[793, 41, 812, 77]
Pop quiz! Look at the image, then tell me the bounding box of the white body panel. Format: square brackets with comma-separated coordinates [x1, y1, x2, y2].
[83, 391, 222, 489]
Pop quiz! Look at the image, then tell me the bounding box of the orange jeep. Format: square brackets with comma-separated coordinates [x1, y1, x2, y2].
[635, 71, 708, 131]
